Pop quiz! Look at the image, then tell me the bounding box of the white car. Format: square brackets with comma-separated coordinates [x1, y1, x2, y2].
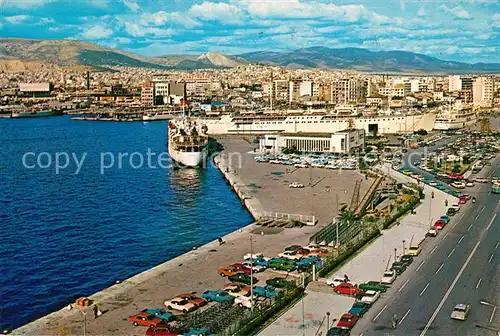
[289, 182, 304, 188]
[429, 181, 438, 186]
[465, 181, 475, 187]
[427, 228, 438, 237]
[243, 253, 268, 261]
[242, 261, 266, 272]
[381, 270, 396, 284]
[451, 204, 460, 212]
[326, 276, 347, 288]
[164, 297, 197, 313]
[360, 290, 381, 304]
[451, 304, 470, 320]
[475, 177, 488, 183]
[234, 294, 264, 309]
[278, 250, 303, 261]
[451, 181, 466, 189]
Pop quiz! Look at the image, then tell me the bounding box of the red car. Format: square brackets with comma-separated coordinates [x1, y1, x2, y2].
[458, 196, 468, 204]
[336, 313, 359, 329]
[175, 293, 207, 307]
[333, 283, 363, 296]
[433, 220, 446, 230]
[230, 263, 253, 275]
[129, 312, 164, 328]
[146, 325, 180, 336]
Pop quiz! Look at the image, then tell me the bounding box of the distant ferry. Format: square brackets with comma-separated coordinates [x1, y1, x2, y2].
[11, 109, 63, 118]
[198, 110, 435, 135]
[434, 108, 476, 131]
[143, 111, 179, 121]
[168, 118, 208, 167]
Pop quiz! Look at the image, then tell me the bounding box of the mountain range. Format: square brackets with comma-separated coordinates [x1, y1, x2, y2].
[1, 38, 498, 73]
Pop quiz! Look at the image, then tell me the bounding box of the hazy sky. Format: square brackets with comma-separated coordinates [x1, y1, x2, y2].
[1, 0, 499, 63]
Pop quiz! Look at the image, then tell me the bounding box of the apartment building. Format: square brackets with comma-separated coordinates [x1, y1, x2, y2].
[141, 82, 154, 106]
[331, 78, 364, 104]
[473, 76, 494, 107]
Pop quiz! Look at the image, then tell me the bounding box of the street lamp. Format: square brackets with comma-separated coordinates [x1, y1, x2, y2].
[334, 190, 348, 248]
[250, 234, 254, 312]
[480, 301, 500, 308]
[402, 240, 406, 254]
[394, 248, 397, 262]
[326, 312, 331, 331]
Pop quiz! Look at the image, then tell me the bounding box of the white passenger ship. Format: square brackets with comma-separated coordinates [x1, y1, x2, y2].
[168, 118, 208, 167]
[433, 108, 476, 130]
[199, 110, 436, 136]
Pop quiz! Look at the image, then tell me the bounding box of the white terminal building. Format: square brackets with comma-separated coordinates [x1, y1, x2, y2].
[259, 129, 365, 154]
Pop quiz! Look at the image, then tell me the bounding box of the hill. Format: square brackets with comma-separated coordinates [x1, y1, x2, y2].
[1, 38, 498, 73]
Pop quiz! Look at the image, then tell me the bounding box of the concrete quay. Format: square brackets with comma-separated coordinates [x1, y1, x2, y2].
[259, 169, 456, 336]
[13, 137, 369, 336]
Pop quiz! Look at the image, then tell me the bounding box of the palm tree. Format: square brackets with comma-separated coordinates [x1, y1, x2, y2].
[338, 209, 356, 225]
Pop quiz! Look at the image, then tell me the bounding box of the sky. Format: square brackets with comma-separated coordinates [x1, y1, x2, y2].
[0, 0, 499, 63]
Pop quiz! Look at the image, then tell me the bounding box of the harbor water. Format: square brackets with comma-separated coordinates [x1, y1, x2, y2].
[0, 116, 253, 330]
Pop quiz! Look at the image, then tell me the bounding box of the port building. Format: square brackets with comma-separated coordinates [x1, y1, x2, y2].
[259, 129, 365, 154]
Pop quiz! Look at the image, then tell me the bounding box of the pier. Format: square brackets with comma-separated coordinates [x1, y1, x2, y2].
[70, 107, 184, 121]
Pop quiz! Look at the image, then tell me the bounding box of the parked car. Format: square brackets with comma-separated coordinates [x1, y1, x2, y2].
[358, 281, 388, 293]
[295, 256, 323, 268]
[440, 215, 450, 223]
[184, 328, 212, 336]
[141, 309, 174, 322]
[390, 261, 407, 275]
[406, 245, 422, 256]
[333, 283, 363, 297]
[146, 325, 181, 336]
[266, 277, 295, 288]
[241, 261, 267, 272]
[466, 181, 475, 187]
[336, 313, 359, 330]
[252, 285, 278, 298]
[234, 294, 260, 309]
[284, 245, 302, 251]
[268, 259, 296, 272]
[475, 177, 489, 183]
[326, 327, 351, 336]
[308, 248, 329, 257]
[201, 290, 234, 303]
[426, 228, 438, 237]
[243, 253, 268, 260]
[223, 283, 251, 297]
[326, 276, 347, 288]
[348, 301, 370, 316]
[400, 255, 414, 266]
[360, 290, 380, 304]
[458, 196, 467, 204]
[434, 219, 446, 230]
[244, 256, 269, 267]
[278, 250, 303, 261]
[381, 270, 396, 284]
[175, 293, 207, 307]
[451, 303, 470, 320]
[218, 265, 249, 277]
[164, 297, 197, 313]
[128, 312, 165, 328]
[228, 273, 258, 285]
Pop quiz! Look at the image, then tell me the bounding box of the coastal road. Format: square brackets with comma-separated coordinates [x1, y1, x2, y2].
[353, 162, 500, 336]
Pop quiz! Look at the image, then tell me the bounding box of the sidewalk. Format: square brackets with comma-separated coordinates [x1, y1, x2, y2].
[259, 169, 457, 336]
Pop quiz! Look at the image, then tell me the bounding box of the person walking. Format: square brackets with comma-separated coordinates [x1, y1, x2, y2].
[392, 313, 398, 329]
[93, 305, 98, 319]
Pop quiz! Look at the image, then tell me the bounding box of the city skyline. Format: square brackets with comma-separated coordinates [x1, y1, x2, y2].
[0, 0, 499, 63]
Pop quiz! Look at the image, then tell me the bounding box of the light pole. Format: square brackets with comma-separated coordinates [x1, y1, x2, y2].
[75, 305, 87, 336]
[334, 190, 348, 248]
[326, 311, 330, 331]
[250, 234, 254, 312]
[480, 300, 499, 323]
[394, 248, 397, 262]
[402, 240, 406, 254]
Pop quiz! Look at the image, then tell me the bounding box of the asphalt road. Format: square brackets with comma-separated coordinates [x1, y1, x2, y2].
[353, 160, 500, 336]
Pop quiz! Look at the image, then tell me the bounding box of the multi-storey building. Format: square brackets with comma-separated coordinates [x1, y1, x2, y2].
[331, 78, 364, 104]
[448, 75, 462, 92]
[274, 80, 289, 102]
[141, 82, 154, 106]
[473, 76, 494, 107]
[378, 83, 406, 97]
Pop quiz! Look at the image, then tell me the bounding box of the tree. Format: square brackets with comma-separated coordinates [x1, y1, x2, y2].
[414, 129, 428, 136]
[339, 209, 356, 224]
[452, 164, 461, 173]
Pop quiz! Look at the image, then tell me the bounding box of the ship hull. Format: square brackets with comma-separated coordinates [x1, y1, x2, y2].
[168, 145, 207, 167]
[433, 116, 477, 130]
[11, 110, 63, 118]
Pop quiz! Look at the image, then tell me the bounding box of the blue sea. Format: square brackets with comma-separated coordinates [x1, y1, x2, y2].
[0, 116, 252, 330]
